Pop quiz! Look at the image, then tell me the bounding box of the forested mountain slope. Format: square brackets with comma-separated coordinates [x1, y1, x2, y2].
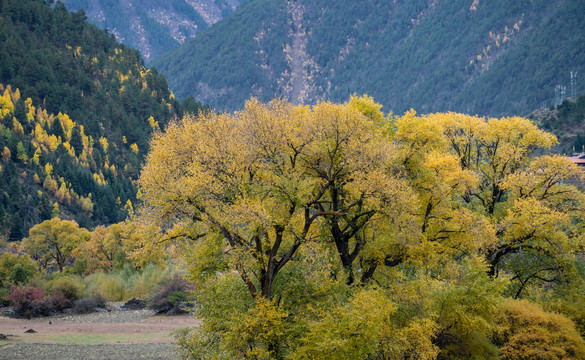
[153, 0, 585, 116]
[530, 94, 585, 153]
[60, 0, 248, 62]
[0, 0, 204, 241]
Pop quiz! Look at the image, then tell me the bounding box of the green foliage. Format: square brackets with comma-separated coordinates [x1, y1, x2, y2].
[81, 263, 171, 301]
[60, 0, 229, 62]
[0, 251, 38, 305]
[432, 257, 504, 359]
[23, 218, 87, 273]
[529, 94, 585, 152]
[154, 0, 584, 117]
[0, 252, 37, 287]
[48, 275, 85, 301]
[0, 0, 202, 240]
[294, 288, 396, 360]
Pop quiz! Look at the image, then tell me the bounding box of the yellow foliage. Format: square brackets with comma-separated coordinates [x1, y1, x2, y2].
[347, 93, 384, 124]
[44, 163, 53, 176]
[494, 299, 585, 360]
[25, 97, 34, 123]
[23, 218, 87, 273]
[46, 134, 59, 151]
[124, 199, 134, 216]
[295, 288, 397, 360]
[10, 87, 20, 103]
[32, 147, 41, 166]
[12, 118, 24, 134]
[138, 98, 585, 359]
[99, 137, 108, 153]
[227, 298, 290, 359]
[2, 147, 10, 162]
[58, 112, 74, 140]
[81, 196, 94, 214]
[62, 141, 75, 157]
[43, 174, 57, 193]
[147, 116, 159, 130]
[0, 89, 14, 119]
[34, 123, 46, 143]
[93, 171, 107, 186]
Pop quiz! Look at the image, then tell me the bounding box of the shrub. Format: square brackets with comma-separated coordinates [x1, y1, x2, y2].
[49, 276, 84, 301]
[82, 264, 171, 301]
[0, 287, 9, 306]
[494, 299, 585, 360]
[47, 291, 71, 312]
[72, 298, 98, 313]
[10, 264, 34, 285]
[7, 285, 51, 318]
[0, 252, 37, 287]
[92, 293, 107, 309]
[148, 275, 193, 314]
[131, 264, 168, 299]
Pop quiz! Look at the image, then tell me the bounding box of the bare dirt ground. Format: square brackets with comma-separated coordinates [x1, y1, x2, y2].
[0, 309, 199, 360]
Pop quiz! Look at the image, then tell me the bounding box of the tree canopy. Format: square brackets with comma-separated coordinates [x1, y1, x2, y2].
[23, 218, 88, 273]
[139, 97, 585, 359]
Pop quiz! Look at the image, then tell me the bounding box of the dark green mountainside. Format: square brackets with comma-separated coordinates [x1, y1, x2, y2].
[529, 94, 585, 153]
[0, 0, 204, 241]
[153, 0, 585, 116]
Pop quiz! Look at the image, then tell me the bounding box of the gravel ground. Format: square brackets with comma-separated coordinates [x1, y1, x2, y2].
[44, 308, 158, 323]
[0, 305, 196, 360]
[0, 343, 178, 360]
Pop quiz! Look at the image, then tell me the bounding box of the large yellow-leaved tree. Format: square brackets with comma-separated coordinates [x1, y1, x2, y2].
[138, 97, 585, 359]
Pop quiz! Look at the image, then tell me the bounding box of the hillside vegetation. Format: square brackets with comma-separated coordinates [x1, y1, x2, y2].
[529, 94, 585, 153]
[0, 0, 205, 241]
[153, 0, 585, 116]
[60, 0, 249, 62]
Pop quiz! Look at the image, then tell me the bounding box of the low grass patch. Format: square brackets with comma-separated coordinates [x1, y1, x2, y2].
[5, 331, 173, 345]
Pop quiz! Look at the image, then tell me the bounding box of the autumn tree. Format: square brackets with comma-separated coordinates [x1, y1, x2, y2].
[23, 218, 88, 272]
[73, 224, 123, 273]
[140, 98, 585, 359]
[395, 112, 585, 297]
[141, 97, 415, 299]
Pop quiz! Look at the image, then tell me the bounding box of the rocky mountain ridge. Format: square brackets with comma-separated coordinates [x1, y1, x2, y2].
[60, 0, 247, 62]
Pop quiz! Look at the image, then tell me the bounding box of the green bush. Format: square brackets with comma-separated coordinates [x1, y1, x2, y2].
[82, 263, 171, 301]
[83, 272, 129, 301]
[0, 287, 9, 306]
[49, 275, 84, 301]
[0, 252, 37, 287]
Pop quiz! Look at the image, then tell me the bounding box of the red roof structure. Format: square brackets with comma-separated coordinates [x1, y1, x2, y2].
[568, 153, 585, 166]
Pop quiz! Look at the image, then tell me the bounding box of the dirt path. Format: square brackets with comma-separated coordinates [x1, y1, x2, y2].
[0, 310, 199, 360]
